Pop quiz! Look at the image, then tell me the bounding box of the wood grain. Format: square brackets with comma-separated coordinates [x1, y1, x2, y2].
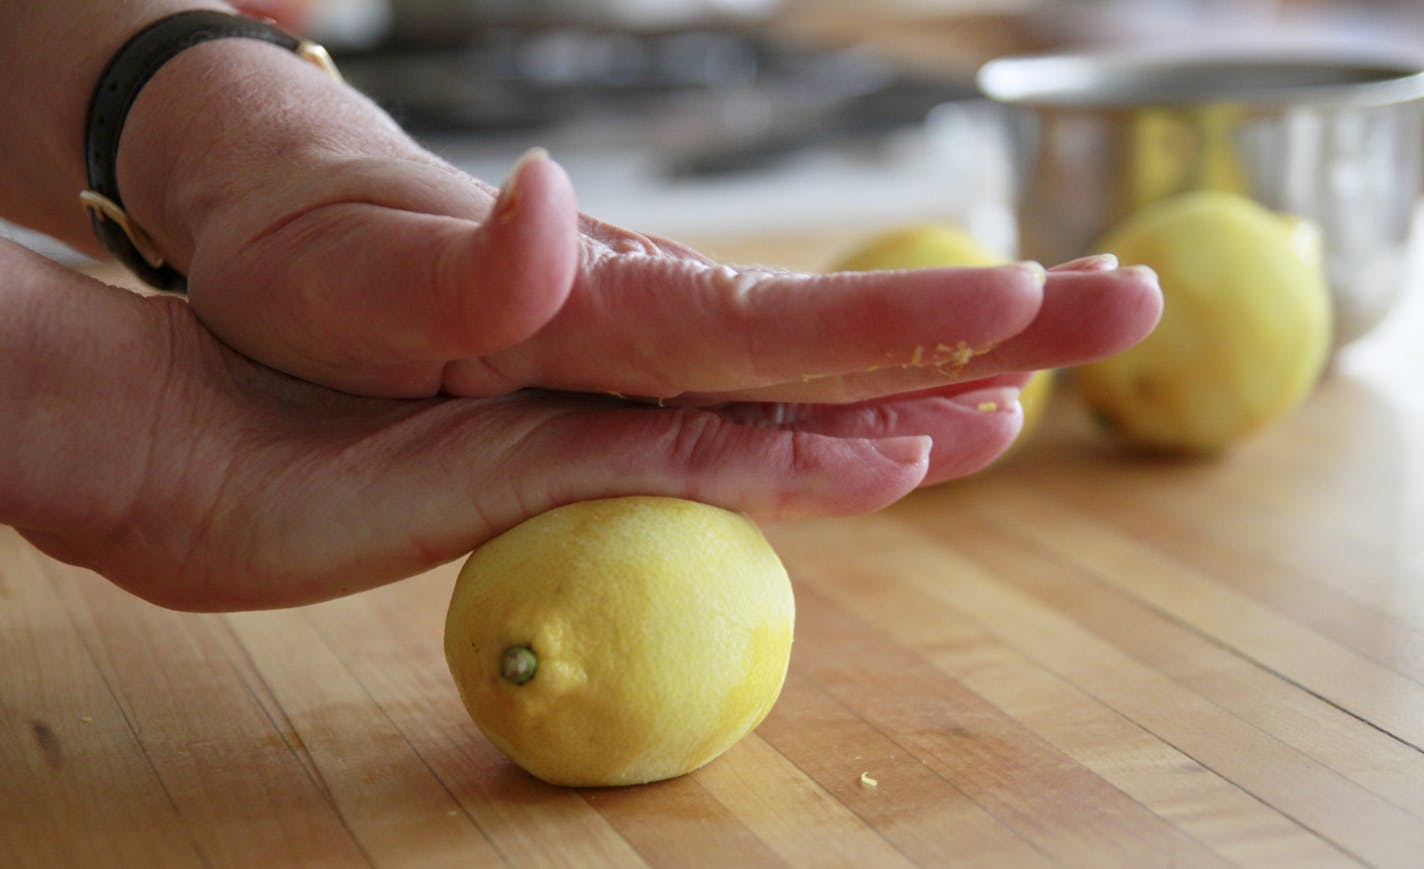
[5, 232, 1423, 867]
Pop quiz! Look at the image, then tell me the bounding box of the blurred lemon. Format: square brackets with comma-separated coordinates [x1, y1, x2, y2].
[444, 496, 795, 787]
[830, 222, 1055, 456]
[1125, 106, 1251, 212]
[832, 223, 1004, 270]
[1013, 366, 1056, 455]
[1079, 190, 1331, 452]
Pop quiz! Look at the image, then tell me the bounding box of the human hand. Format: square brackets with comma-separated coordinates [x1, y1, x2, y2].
[7, 242, 1079, 610]
[115, 41, 1160, 406]
[178, 148, 1159, 403]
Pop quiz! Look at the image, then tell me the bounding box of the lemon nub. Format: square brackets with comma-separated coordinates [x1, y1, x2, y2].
[501, 646, 538, 685]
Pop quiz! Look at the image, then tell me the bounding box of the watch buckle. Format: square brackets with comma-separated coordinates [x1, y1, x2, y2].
[79, 190, 167, 269]
[296, 40, 342, 81]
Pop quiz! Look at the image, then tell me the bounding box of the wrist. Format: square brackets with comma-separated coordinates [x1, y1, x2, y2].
[0, 1, 232, 252]
[115, 35, 422, 276]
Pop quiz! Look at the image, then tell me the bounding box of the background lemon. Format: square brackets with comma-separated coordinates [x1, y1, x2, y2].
[831, 222, 1004, 270]
[1078, 190, 1332, 452]
[829, 222, 1055, 459]
[444, 496, 795, 787]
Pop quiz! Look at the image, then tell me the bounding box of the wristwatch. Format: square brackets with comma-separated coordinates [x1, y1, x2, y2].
[81, 9, 340, 292]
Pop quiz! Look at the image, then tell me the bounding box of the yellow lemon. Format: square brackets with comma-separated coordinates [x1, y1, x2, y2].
[831, 222, 1003, 271]
[830, 222, 1055, 455]
[1011, 366, 1056, 457]
[1078, 190, 1332, 452]
[443, 496, 795, 787]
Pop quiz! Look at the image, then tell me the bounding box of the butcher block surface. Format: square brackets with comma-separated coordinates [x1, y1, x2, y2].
[4, 236, 1424, 868]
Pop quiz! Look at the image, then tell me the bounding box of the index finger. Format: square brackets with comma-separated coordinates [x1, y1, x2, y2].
[475, 253, 1051, 399]
[671, 264, 1162, 405]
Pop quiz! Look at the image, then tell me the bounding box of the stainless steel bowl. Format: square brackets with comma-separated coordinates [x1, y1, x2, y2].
[977, 48, 1424, 349]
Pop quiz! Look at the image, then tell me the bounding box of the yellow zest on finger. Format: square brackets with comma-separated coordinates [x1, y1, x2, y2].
[942, 339, 976, 368]
[977, 401, 999, 413]
[902, 340, 987, 371]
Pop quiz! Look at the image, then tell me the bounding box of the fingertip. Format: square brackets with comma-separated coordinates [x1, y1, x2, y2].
[493, 147, 573, 225]
[869, 434, 933, 467]
[1111, 264, 1165, 342]
[1002, 265, 1164, 367]
[1050, 253, 1119, 272]
[1015, 260, 1048, 285]
[759, 432, 930, 519]
[439, 150, 579, 355]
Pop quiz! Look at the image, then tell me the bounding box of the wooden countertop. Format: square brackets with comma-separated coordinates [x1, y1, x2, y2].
[4, 233, 1423, 868]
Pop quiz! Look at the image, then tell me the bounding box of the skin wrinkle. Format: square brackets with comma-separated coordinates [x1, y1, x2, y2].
[441, 354, 522, 398]
[564, 252, 692, 398]
[198, 208, 364, 378]
[144, 53, 419, 260]
[697, 261, 772, 385]
[105, 314, 235, 599]
[198, 394, 509, 607]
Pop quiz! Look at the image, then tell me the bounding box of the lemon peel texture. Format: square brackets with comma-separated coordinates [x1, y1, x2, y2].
[444, 496, 795, 787]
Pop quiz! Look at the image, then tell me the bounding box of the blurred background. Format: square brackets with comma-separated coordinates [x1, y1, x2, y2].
[11, 0, 1424, 263]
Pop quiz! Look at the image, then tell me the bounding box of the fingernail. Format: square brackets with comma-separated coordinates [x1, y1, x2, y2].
[950, 386, 1022, 414]
[871, 435, 932, 465]
[1052, 253, 1118, 272]
[510, 146, 551, 178]
[495, 147, 551, 223]
[1015, 260, 1048, 285]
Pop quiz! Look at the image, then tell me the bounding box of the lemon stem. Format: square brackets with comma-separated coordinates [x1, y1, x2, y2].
[501, 645, 538, 684]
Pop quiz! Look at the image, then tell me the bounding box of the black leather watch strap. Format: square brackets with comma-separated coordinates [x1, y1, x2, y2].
[82, 10, 337, 292]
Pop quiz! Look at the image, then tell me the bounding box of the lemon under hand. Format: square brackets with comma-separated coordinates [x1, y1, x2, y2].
[444, 496, 795, 788]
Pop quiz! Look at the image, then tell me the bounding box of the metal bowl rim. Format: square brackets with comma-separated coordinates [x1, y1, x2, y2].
[977, 46, 1424, 110]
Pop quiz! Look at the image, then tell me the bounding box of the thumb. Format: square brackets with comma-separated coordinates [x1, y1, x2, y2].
[195, 150, 581, 397]
[428, 149, 580, 357]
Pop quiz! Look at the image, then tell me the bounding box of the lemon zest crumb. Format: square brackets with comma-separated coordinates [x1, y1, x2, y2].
[860, 771, 878, 789]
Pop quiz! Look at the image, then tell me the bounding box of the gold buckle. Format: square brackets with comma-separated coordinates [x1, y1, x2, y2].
[296, 40, 342, 82]
[78, 190, 167, 269]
